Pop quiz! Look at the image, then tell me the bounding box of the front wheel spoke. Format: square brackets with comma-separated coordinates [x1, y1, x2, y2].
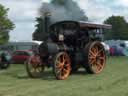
[63, 68, 68, 74]
[56, 63, 64, 69]
[56, 60, 62, 65]
[56, 70, 62, 79]
[64, 63, 70, 68]
[30, 68, 36, 73]
[37, 66, 42, 72]
[35, 68, 40, 72]
[62, 55, 65, 61]
[56, 68, 62, 74]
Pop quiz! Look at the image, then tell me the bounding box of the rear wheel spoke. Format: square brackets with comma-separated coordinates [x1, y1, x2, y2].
[97, 61, 103, 70]
[89, 59, 96, 65]
[90, 50, 96, 56]
[95, 46, 99, 54]
[98, 57, 105, 60]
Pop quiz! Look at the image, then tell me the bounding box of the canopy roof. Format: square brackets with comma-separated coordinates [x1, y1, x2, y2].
[50, 20, 112, 29]
[79, 21, 112, 29]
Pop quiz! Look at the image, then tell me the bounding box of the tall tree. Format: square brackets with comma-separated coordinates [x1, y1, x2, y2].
[33, 0, 88, 40]
[0, 4, 14, 44]
[104, 16, 128, 40]
[33, 17, 44, 41]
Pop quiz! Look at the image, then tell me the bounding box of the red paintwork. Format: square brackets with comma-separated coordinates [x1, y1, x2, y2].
[11, 50, 33, 64]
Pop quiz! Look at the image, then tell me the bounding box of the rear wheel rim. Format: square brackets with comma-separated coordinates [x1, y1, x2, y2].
[54, 52, 71, 80]
[27, 55, 44, 77]
[88, 43, 105, 73]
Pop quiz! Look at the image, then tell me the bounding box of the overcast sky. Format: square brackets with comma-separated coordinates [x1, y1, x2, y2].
[0, 0, 128, 41]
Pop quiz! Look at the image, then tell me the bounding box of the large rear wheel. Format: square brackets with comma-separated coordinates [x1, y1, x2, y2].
[53, 52, 71, 80]
[84, 41, 106, 74]
[26, 55, 45, 78]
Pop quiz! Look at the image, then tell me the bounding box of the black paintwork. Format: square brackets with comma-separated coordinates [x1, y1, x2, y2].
[38, 20, 111, 67]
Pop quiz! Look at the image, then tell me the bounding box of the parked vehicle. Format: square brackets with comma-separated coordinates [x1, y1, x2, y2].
[120, 41, 128, 56]
[0, 51, 11, 69]
[109, 45, 124, 56]
[11, 50, 33, 64]
[25, 16, 111, 80]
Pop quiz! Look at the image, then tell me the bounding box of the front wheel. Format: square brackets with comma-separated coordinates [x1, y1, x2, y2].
[26, 55, 45, 78]
[53, 52, 71, 80]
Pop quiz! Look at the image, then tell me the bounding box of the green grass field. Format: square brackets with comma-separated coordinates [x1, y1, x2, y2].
[0, 57, 128, 96]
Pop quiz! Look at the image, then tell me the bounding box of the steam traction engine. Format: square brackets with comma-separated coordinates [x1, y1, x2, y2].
[26, 20, 111, 80]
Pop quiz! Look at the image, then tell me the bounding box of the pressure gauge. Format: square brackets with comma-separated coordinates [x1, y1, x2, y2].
[59, 34, 64, 41]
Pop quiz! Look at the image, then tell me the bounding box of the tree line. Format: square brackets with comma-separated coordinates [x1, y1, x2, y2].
[0, 4, 14, 44]
[104, 16, 128, 40]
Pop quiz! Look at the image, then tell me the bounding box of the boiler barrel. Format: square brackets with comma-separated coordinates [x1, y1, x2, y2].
[38, 42, 59, 55]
